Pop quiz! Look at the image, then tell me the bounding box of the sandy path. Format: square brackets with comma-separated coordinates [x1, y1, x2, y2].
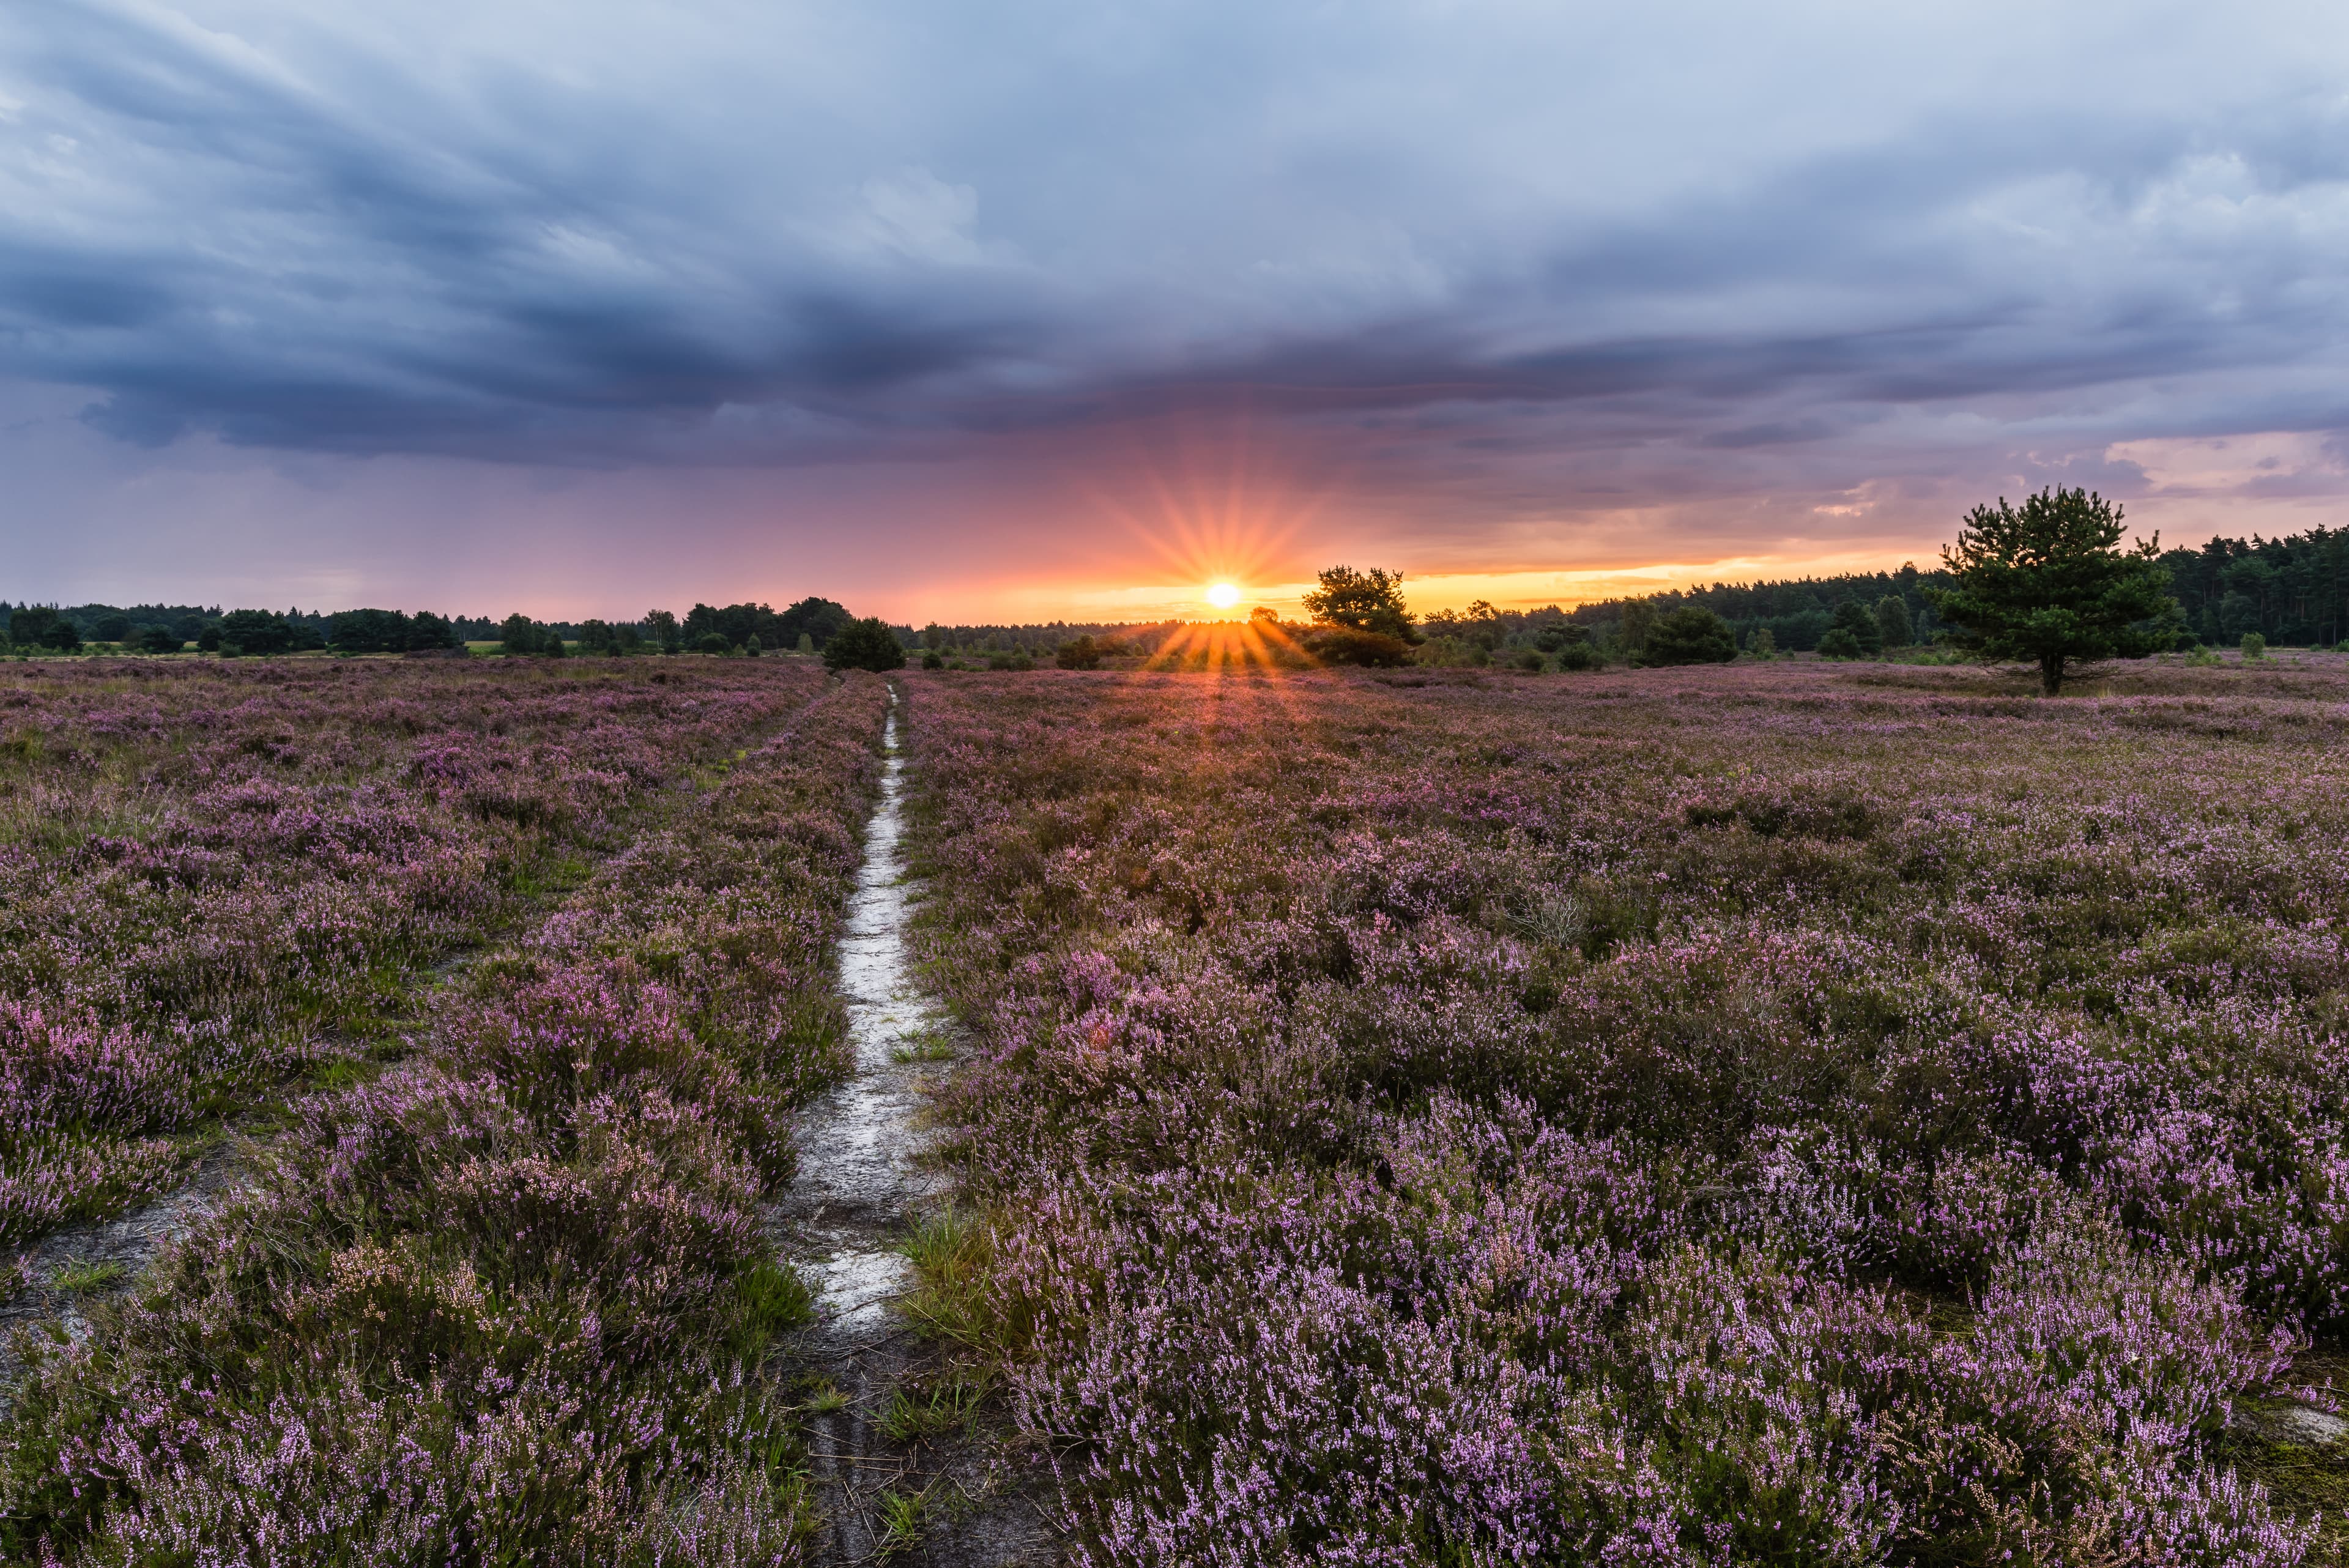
[774, 688, 1053, 1564]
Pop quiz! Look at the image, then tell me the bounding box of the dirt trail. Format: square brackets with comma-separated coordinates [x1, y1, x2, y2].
[773, 688, 1055, 1566]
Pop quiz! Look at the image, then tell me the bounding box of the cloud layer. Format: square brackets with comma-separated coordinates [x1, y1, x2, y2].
[6, 1, 2349, 612]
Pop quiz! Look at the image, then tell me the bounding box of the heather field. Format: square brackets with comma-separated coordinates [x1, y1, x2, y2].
[904, 659, 2349, 1566]
[1, 659, 889, 1561]
[0, 657, 848, 1246]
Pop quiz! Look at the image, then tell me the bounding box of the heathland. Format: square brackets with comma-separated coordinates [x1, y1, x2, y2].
[2, 657, 889, 1560]
[4, 652, 2348, 1566]
[905, 656, 2349, 1566]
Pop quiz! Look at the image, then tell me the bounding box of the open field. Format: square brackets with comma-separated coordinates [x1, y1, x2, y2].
[8, 653, 2349, 1566]
[0, 658, 840, 1247]
[1, 660, 889, 1561]
[904, 658, 2349, 1566]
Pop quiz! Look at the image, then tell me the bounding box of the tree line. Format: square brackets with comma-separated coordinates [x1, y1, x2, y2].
[0, 595, 913, 663]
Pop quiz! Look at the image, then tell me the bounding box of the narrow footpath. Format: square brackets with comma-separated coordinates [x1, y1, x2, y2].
[775, 687, 1054, 1566]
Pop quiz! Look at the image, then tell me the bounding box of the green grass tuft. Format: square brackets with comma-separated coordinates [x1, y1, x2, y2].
[48, 1260, 128, 1295]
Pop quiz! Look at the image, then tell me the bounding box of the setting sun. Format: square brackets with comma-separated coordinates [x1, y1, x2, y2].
[1205, 582, 1241, 609]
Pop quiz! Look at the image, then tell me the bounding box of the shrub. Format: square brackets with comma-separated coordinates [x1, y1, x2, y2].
[1056, 636, 1104, 670]
[1641, 606, 1737, 665]
[1817, 626, 1863, 659]
[1535, 622, 1589, 653]
[824, 616, 907, 672]
[1309, 628, 1416, 667]
[2241, 631, 2267, 660]
[1556, 641, 1603, 671]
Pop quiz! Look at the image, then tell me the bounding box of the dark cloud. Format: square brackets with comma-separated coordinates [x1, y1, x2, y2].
[2, 0, 2348, 533]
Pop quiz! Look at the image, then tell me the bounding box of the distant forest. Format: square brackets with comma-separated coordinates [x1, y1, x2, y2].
[1556, 524, 2349, 652]
[0, 596, 905, 656]
[7, 524, 2344, 657]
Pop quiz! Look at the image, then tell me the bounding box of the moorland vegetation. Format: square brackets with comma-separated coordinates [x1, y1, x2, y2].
[1, 658, 889, 1561]
[905, 655, 2349, 1566]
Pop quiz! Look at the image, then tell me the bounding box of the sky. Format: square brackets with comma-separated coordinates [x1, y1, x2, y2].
[6, 1, 2349, 623]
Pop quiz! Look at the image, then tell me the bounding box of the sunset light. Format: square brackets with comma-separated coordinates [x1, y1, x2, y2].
[1204, 582, 1242, 610]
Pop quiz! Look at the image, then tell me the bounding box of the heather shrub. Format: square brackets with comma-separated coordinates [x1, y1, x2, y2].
[0, 669, 891, 1563]
[0, 658, 833, 1252]
[902, 661, 2347, 1561]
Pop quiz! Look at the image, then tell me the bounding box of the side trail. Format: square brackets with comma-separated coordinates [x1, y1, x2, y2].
[773, 687, 1056, 1565]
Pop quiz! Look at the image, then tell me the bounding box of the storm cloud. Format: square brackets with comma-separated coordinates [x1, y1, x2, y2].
[6, 0, 2349, 612]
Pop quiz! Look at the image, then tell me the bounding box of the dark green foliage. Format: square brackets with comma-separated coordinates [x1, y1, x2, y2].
[644, 608, 682, 654]
[1421, 601, 1502, 650]
[130, 626, 182, 653]
[1619, 598, 1658, 654]
[777, 596, 853, 650]
[1304, 565, 1417, 641]
[10, 606, 80, 651]
[1874, 595, 1913, 648]
[824, 616, 907, 672]
[2158, 525, 2349, 648]
[683, 598, 856, 655]
[1534, 622, 1589, 653]
[91, 612, 131, 642]
[1556, 641, 1603, 671]
[1639, 606, 1737, 666]
[575, 618, 641, 656]
[1835, 600, 1883, 654]
[1927, 487, 2183, 694]
[1816, 601, 1881, 659]
[696, 631, 733, 655]
[499, 614, 565, 656]
[1056, 636, 1104, 669]
[328, 608, 462, 653]
[1310, 628, 1416, 667]
[215, 608, 314, 656]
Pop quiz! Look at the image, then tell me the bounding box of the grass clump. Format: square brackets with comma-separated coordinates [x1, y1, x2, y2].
[899, 1205, 1021, 1355]
[877, 1371, 993, 1443]
[873, 1487, 929, 1557]
[46, 1260, 128, 1295]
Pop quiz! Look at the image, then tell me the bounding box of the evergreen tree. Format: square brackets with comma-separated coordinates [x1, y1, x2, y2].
[1639, 606, 1737, 666]
[1928, 488, 2180, 694]
[1874, 595, 1913, 649]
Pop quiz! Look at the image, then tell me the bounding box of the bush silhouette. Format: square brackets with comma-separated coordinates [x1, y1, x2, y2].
[825, 617, 906, 672]
[1639, 607, 1736, 666]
